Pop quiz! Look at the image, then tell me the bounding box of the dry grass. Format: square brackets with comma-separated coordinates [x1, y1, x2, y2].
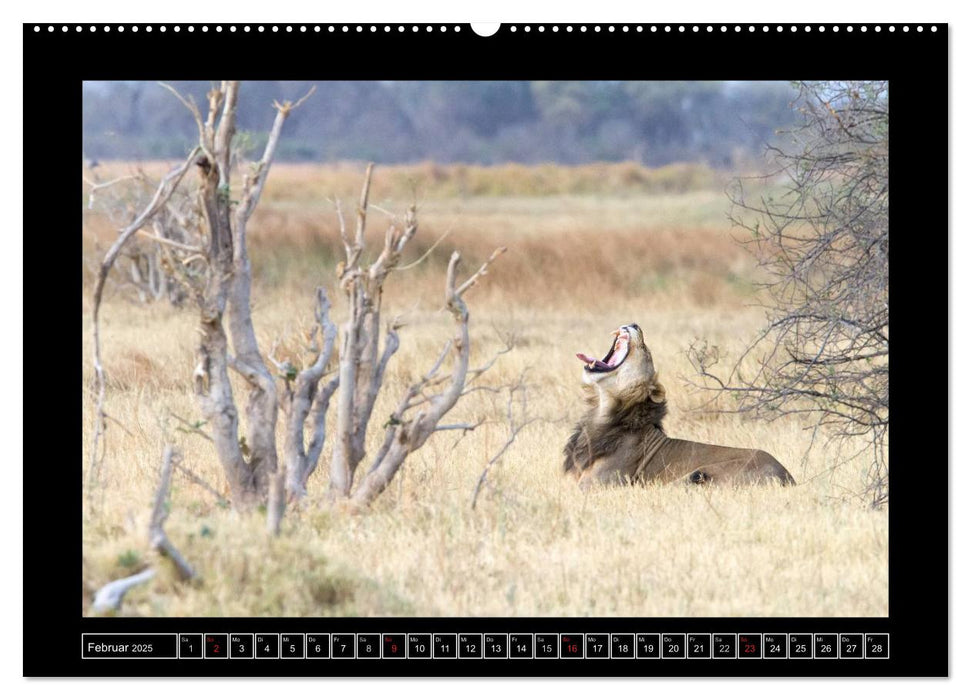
[81, 164, 887, 618]
[86, 159, 730, 201]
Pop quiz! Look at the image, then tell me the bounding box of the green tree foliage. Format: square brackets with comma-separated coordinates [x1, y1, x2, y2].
[83, 80, 798, 166]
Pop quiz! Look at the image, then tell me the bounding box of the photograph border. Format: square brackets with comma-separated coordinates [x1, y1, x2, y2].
[24, 21, 948, 677]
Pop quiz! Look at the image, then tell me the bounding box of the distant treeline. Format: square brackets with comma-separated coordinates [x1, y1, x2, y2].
[82, 81, 799, 166]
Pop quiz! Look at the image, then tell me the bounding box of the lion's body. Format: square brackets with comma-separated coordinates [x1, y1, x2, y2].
[564, 324, 795, 489]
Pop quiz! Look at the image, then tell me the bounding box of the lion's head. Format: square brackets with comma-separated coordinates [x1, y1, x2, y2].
[576, 323, 666, 414]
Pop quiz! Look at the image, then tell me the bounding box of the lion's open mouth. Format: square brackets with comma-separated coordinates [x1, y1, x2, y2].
[577, 328, 630, 373]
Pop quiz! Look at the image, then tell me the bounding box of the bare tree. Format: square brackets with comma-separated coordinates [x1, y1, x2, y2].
[688, 81, 889, 506]
[346, 246, 506, 508]
[84, 170, 196, 307]
[90, 81, 509, 535]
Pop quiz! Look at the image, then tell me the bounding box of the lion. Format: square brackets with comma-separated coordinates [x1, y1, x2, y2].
[564, 323, 795, 489]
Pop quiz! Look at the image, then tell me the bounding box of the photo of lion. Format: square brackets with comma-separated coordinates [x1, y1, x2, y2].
[565, 324, 795, 489]
[82, 80, 888, 618]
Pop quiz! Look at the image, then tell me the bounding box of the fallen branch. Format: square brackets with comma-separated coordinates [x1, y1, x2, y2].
[90, 445, 196, 613]
[92, 569, 157, 613]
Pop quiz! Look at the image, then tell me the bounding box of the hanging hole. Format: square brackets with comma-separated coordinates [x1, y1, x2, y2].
[471, 23, 500, 37]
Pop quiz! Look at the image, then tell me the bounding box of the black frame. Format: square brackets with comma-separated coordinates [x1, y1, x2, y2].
[24, 21, 948, 677]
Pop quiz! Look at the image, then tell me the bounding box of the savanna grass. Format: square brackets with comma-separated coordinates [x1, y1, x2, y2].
[81, 163, 887, 617]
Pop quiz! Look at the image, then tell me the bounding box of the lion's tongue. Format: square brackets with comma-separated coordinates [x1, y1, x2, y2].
[576, 353, 611, 370]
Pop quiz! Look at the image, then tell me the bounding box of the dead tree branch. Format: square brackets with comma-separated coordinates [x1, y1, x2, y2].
[471, 375, 538, 510]
[169, 411, 213, 442]
[329, 168, 422, 497]
[92, 569, 157, 613]
[83, 173, 137, 209]
[281, 288, 339, 498]
[687, 81, 889, 506]
[350, 247, 507, 508]
[149, 445, 197, 580]
[175, 464, 225, 503]
[89, 147, 200, 501]
[90, 445, 195, 613]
